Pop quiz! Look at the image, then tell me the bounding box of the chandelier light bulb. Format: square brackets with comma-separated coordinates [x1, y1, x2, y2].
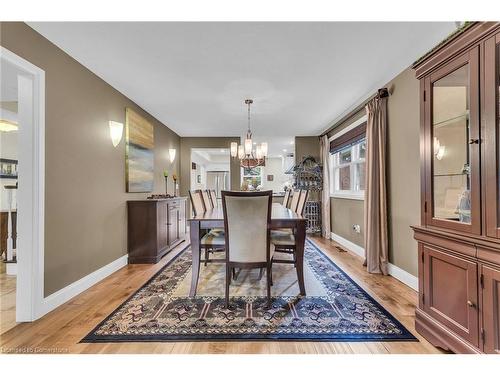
[244, 137, 253, 155]
[230, 142, 238, 157]
[256, 144, 263, 159]
[261, 142, 268, 157]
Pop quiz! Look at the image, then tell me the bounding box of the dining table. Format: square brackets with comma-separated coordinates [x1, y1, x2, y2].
[188, 202, 307, 297]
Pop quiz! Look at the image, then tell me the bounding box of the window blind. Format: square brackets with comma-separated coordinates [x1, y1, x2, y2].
[329, 122, 367, 154]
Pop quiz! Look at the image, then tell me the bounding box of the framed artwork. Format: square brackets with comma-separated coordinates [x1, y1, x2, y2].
[192, 162, 197, 170]
[0, 158, 18, 179]
[267, 174, 274, 181]
[125, 108, 154, 192]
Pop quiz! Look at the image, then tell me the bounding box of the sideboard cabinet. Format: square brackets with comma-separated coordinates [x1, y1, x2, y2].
[412, 22, 500, 354]
[127, 197, 187, 264]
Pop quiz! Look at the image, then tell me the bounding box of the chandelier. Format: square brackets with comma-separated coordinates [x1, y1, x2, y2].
[230, 99, 267, 169]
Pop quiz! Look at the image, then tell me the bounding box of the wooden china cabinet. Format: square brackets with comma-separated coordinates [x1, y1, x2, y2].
[412, 22, 500, 354]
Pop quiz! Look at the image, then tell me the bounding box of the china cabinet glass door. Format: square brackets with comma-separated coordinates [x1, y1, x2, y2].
[484, 32, 500, 238]
[425, 47, 481, 234]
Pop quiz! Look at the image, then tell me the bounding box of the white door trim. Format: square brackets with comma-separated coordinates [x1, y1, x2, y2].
[1, 46, 45, 321]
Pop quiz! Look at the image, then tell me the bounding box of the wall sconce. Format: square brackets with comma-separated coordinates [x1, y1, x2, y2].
[433, 137, 445, 160]
[169, 148, 176, 163]
[109, 121, 123, 147]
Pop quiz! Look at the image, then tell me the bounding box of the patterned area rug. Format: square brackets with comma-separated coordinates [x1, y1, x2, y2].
[81, 239, 417, 342]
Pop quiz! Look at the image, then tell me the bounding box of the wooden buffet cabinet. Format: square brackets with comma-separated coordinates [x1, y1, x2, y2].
[412, 22, 500, 354]
[127, 197, 187, 264]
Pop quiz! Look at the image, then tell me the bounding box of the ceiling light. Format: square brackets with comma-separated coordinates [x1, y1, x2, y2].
[230, 99, 267, 169]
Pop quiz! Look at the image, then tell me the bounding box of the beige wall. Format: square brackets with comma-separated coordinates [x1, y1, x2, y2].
[328, 68, 421, 277]
[386, 68, 421, 276]
[295, 136, 320, 164]
[1, 22, 181, 295]
[179, 137, 241, 198]
[330, 197, 364, 247]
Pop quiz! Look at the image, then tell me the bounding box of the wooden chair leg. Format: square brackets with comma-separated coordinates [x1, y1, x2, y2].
[258, 268, 264, 280]
[204, 247, 209, 266]
[225, 264, 230, 308]
[266, 264, 272, 307]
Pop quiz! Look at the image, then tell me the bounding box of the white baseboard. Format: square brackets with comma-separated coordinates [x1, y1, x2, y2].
[387, 263, 418, 291]
[330, 232, 365, 258]
[330, 232, 418, 291]
[38, 254, 128, 317]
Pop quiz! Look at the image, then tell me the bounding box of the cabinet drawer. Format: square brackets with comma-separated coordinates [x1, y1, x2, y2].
[423, 245, 479, 347]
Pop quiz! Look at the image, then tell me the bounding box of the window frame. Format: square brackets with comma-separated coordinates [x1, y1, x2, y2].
[328, 115, 367, 200]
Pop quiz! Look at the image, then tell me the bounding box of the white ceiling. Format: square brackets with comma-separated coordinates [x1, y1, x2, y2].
[28, 22, 456, 138]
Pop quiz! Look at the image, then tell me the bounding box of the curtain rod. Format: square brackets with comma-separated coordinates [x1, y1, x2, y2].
[319, 87, 389, 138]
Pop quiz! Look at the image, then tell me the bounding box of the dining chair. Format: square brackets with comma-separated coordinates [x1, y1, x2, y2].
[202, 189, 213, 209]
[188, 190, 225, 266]
[288, 190, 300, 213]
[271, 189, 308, 270]
[283, 189, 291, 208]
[209, 189, 218, 209]
[296, 189, 308, 216]
[189, 189, 206, 216]
[222, 190, 274, 307]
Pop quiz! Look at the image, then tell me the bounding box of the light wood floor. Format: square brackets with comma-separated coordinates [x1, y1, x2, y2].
[0, 237, 445, 354]
[0, 261, 17, 336]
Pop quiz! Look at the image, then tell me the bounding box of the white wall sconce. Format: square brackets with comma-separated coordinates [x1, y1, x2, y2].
[433, 137, 446, 160]
[109, 121, 124, 147]
[169, 148, 176, 163]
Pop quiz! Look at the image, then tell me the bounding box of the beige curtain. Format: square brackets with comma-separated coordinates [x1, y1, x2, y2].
[364, 96, 389, 275]
[320, 135, 331, 239]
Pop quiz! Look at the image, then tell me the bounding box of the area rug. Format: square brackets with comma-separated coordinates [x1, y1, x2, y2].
[81, 239, 417, 342]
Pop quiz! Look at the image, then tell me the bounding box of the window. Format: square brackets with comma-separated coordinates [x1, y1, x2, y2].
[242, 166, 262, 190]
[329, 118, 367, 200]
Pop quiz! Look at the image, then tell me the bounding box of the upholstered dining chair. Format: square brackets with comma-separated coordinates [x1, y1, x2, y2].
[209, 189, 218, 209]
[222, 190, 274, 307]
[202, 189, 213, 209]
[188, 190, 225, 266]
[271, 189, 308, 270]
[283, 189, 291, 208]
[288, 190, 300, 212]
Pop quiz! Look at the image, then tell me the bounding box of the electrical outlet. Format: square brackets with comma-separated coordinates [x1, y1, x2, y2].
[352, 224, 361, 233]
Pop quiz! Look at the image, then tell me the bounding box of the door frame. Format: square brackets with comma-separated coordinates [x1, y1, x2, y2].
[1, 46, 45, 321]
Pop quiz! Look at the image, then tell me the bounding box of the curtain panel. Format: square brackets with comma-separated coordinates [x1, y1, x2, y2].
[364, 97, 389, 275]
[320, 135, 331, 239]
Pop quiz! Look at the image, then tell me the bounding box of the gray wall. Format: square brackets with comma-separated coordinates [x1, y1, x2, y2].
[328, 67, 421, 276]
[1, 22, 181, 295]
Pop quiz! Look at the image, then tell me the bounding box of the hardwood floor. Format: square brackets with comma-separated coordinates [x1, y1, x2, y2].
[0, 261, 17, 336]
[0, 237, 445, 354]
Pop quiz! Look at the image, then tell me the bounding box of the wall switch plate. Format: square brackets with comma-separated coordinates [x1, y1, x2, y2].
[352, 224, 361, 233]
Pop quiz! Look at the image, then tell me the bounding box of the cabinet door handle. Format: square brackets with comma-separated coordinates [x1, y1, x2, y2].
[468, 139, 479, 144]
[467, 300, 476, 308]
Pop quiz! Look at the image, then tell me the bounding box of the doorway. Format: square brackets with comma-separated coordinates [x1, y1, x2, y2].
[190, 148, 230, 208]
[0, 47, 45, 325]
